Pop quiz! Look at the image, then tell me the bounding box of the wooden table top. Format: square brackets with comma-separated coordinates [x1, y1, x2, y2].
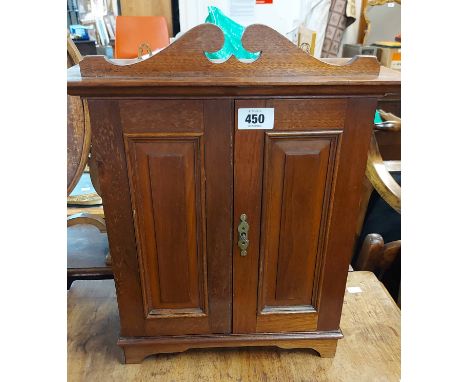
[68, 271, 400, 381]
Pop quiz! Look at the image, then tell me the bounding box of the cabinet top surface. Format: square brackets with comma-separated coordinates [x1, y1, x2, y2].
[68, 24, 400, 96]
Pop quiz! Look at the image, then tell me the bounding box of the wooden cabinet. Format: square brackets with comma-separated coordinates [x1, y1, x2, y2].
[68, 23, 400, 363]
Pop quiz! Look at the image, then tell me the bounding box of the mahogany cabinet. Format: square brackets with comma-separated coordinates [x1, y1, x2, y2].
[67, 23, 400, 363]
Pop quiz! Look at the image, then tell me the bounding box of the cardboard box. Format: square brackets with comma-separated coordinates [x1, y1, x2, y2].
[373, 41, 401, 71]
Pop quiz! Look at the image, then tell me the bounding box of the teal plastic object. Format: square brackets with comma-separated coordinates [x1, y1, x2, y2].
[374, 110, 383, 124]
[204, 6, 260, 62]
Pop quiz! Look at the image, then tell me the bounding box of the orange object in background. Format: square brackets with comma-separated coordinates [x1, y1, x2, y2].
[115, 16, 169, 59]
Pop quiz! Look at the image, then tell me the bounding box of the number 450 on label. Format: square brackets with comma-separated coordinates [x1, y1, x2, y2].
[238, 108, 274, 130]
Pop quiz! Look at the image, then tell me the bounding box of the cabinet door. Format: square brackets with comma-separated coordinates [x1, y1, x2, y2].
[233, 98, 375, 333]
[120, 99, 233, 336]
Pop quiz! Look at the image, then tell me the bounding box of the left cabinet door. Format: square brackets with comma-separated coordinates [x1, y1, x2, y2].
[89, 99, 234, 336]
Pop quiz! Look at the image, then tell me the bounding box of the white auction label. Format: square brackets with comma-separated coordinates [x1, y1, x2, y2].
[238, 108, 274, 130]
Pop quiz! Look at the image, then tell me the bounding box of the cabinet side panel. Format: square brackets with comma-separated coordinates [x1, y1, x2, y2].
[316, 97, 377, 331]
[87, 99, 146, 336]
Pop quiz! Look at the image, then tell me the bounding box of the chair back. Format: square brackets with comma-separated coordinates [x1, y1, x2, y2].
[115, 16, 169, 59]
[67, 37, 91, 195]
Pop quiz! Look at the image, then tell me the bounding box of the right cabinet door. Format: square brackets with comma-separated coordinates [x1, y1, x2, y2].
[233, 98, 375, 334]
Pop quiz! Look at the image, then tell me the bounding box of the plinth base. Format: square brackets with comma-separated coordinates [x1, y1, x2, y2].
[118, 330, 343, 364]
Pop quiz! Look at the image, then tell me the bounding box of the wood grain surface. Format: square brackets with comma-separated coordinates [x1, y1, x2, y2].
[121, 104, 231, 335]
[232, 100, 265, 334]
[78, 24, 380, 79]
[89, 99, 235, 338]
[88, 100, 147, 336]
[316, 98, 377, 331]
[118, 332, 340, 363]
[256, 133, 339, 333]
[125, 137, 207, 316]
[68, 271, 400, 381]
[68, 23, 400, 98]
[203, 100, 234, 333]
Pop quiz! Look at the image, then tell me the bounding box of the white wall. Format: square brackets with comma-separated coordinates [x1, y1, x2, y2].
[178, 0, 330, 58]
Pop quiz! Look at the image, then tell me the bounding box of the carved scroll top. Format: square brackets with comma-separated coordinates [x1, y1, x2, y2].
[78, 23, 381, 79]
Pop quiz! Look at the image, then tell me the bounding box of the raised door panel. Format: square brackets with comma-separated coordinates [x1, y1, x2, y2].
[126, 137, 206, 318]
[122, 99, 233, 336]
[256, 133, 340, 332]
